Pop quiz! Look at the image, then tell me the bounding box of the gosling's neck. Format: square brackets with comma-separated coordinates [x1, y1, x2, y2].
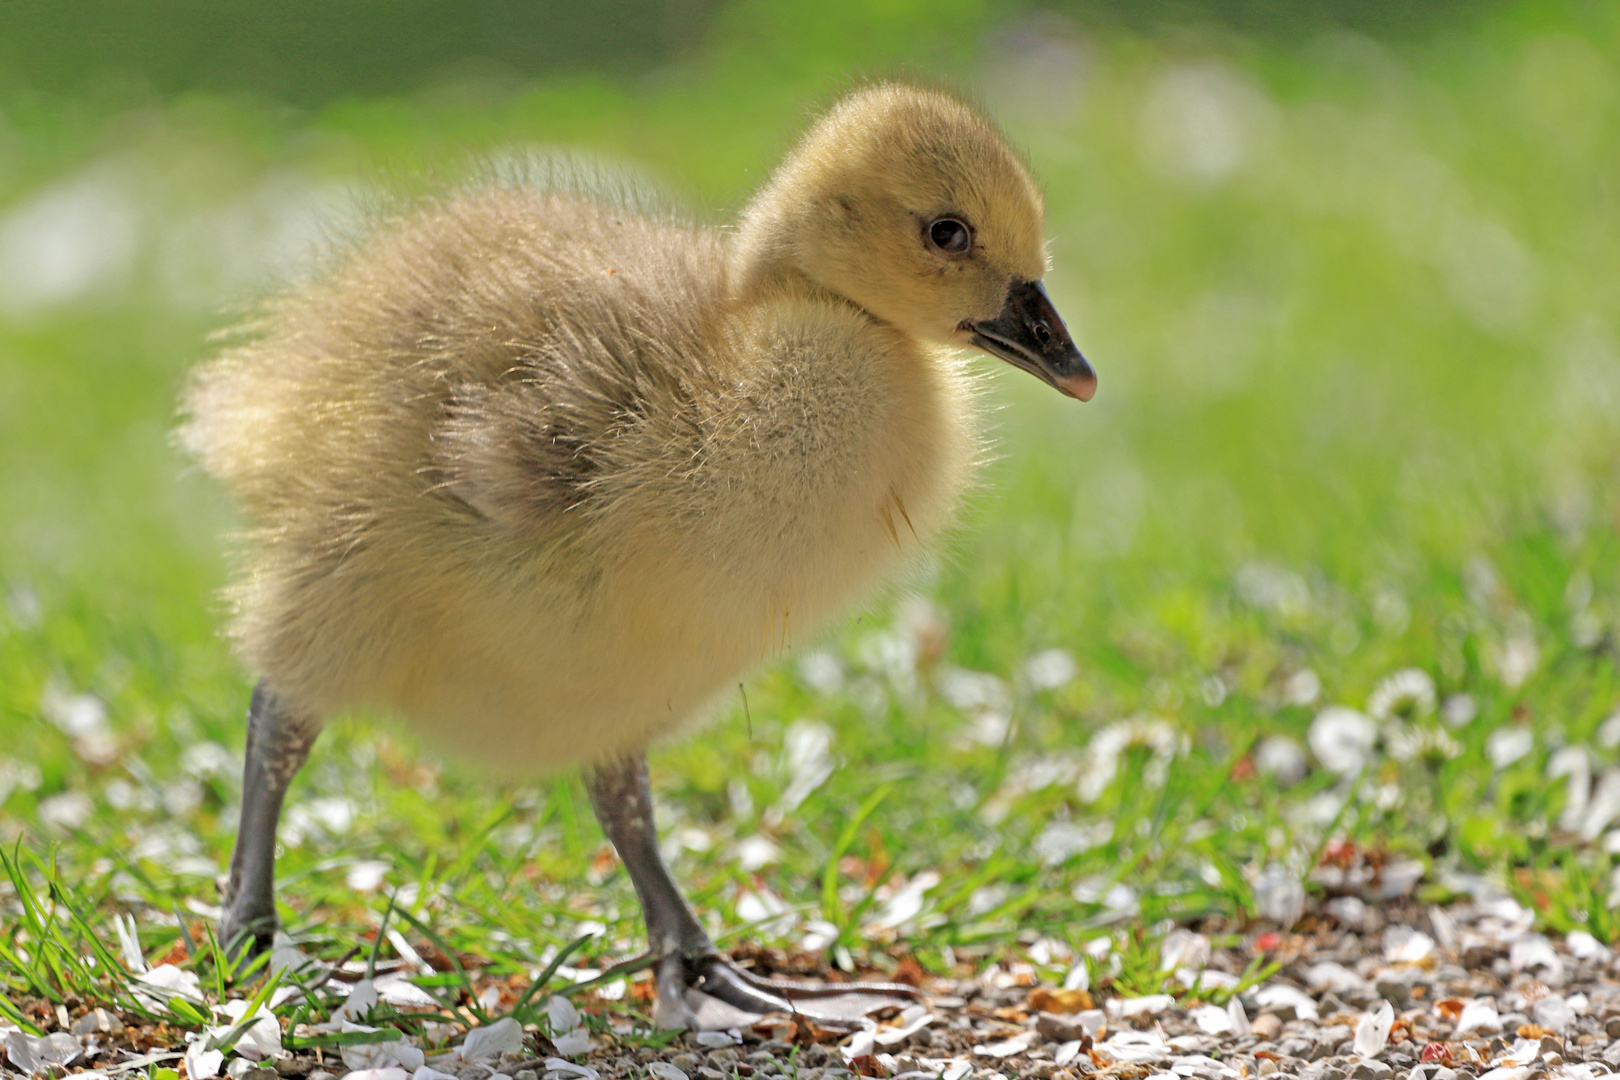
[727, 189, 890, 343]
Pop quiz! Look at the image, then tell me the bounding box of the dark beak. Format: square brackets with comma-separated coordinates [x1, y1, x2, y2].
[968, 279, 1096, 402]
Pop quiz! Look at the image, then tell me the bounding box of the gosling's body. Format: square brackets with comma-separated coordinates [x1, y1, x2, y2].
[183, 184, 977, 768]
[185, 84, 1095, 1027]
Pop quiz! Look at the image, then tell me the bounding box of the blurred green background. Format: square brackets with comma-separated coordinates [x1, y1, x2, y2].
[2, 0, 1619, 976]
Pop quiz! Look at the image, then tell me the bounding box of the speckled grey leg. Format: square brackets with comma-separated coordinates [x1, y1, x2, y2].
[219, 680, 319, 968]
[586, 753, 727, 1027]
[586, 753, 920, 1030]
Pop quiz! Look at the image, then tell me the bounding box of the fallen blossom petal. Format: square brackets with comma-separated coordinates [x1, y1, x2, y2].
[1374, 859, 1427, 899]
[550, 1028, 593, 1058]
[7, 1031, 84, 1073]
[1383, 926, 1436, 963]
[647, 1064, 689, 1080]
[842, 1029, 876, 1062]
[374, 975, 439, 1009]
[343, 1070, 409, 1080]
[1115, 994, 1176, 1018]
[1254, 984, 1319, 1021]
[342, 1035, 425, 1073]
[1510, 938, 1566, 982]
[135, 964, 204, 1005]
[1227, 996, 1251, 1037]
[1308, 961, 1372, 994]
[973, 1031, 1037, 1058]
[1252, 864, 1306, 926]
[1532, 995, 1574, 1033]
[1498, 1039, 1543, 1067]
[543, 1059, 599, 1079]
[1566, 930, 1608, 961]
[874, 1011, 934, 1046]
[413, 1068, 459, 1080]
[462, 1017, 523, 1061]
[1457, 999, 1501, 1034]
[1355, 1001, 1394, 1057]
[1487, 728, 1533, 769]
[1159, 929, 1211, 972]
[319, 979, 379, 1030]
[1477, 1069, 1531, 1080]
[115, 915, 148, 975]
[1178, 968, 1240, 992]
[1097, 1032, 1172, 1063]
[185, 1042, 225, 1080]
[542, 996, 578, 1036]
[1190, 1005, 1234, 1035]
[71, 1008, 120, 1036]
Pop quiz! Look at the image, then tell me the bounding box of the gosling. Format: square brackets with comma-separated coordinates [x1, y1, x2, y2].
[179, 82, 1095, 1030]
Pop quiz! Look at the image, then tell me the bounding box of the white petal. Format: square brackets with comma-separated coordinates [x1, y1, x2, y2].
[1354, 1001, 1393, 1057]
[546, 996, 579, 1036]
[185, 1042, 224, 1080]
[1457, 999, 1501, 1034]
[414, 1068, 460, 1080]
[1117, 994, 1176, 1018]
[462, 1017, 524, 1061]
[550, 1028, 593, 1059]
[1227, 996, 1251, 1038]
[1190, 1005, 1233, 1035]
[972, 1032, 1037, 1058]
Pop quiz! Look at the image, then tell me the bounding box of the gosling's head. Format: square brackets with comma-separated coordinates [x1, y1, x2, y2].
[738, 82, 1096, 401]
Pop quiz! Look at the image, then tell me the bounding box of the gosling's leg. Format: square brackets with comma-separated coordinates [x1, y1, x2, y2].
[585, 753, 921, 1030]
[219, 679, 319, 969]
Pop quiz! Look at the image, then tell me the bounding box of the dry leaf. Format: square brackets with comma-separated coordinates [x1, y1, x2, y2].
[1515, 981, 1549, 1003]
[1029, 987, 1094, 1014]
[1420, 1043, 1455, 1065]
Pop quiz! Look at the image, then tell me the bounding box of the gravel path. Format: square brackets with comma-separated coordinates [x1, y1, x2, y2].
[5, 885, 1618, 1080]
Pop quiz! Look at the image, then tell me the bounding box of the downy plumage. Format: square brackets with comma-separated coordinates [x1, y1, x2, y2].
[181, 82, 1095, 1027]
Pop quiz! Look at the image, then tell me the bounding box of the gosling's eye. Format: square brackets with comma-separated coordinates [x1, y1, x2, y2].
[927, 217, 972, 255]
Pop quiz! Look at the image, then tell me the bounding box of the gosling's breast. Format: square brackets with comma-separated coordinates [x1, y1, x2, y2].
[594, 295, 982, 661]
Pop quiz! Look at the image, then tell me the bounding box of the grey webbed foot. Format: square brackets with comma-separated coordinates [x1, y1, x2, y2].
[670, 952, 922, 1030]
[586, 754, 923, 1031]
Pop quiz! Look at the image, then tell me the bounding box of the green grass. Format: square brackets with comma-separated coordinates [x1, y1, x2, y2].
[3, 0, 1620, 1052]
